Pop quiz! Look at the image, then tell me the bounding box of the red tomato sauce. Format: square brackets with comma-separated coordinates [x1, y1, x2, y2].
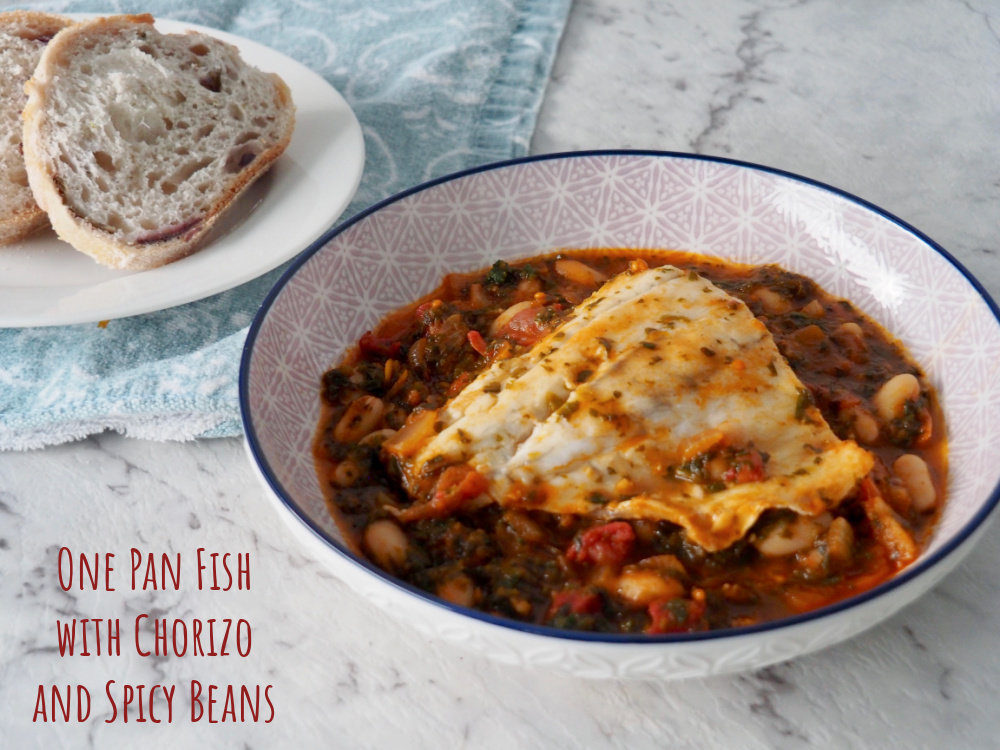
[313, 250, 946, 633]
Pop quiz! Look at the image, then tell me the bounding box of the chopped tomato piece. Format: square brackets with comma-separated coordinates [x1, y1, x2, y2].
[434, 464, 489, 505]
[548, 588, 603, 618]
[721, 448, 767, 483]
[394, 464, 489, 522]
[359, 330, 401, 359]
[446, 371, 474, 398]
[415, 300, 447, 333]
[467, 330, 488, 356]
[857, 474, 879, 504]
[498, 306, 552, 346]
[646, 597, 707, 634]
[566, 521, 635, 567]
[485, 338, 512, 365]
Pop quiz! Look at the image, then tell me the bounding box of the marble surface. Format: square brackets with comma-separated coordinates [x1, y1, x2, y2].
[3, 0, 1000, 747]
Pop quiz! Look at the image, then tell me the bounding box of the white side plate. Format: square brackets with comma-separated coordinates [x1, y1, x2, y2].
[0, 17, 365, 328]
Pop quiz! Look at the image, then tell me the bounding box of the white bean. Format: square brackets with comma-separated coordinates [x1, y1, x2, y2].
[792, 324, 825, 346]
[332, 460, 362, 488]
[848, 406, 880, 444]
[754, 287, 791, 314]
[836, 321, 863, 339]
[554, 258, 608, 286]
[826, 517, 855, 567]
[754, 515, 824, 557]
[635, 554, 688, 577]
[333, 395, 385, 443]
[363, 520, 410, 572]
[873, 373, 920, 424]
[833, 322, 866, 359]
[436, 574, 477, 607]
[893, 453, 937, 512]
[801, 299, 825, 317]
[359, 428, 398, 449]
[615, 569, 685, 607]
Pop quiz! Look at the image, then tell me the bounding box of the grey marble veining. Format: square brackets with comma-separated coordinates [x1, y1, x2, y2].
[534, 0, 1000, 293]
[4, 0, 1000, 747]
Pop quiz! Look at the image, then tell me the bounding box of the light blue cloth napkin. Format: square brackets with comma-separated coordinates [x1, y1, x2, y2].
[0, 0, 571, 449]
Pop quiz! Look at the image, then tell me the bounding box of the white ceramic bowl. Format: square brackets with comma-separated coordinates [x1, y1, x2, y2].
[240, 151, 1000, 680]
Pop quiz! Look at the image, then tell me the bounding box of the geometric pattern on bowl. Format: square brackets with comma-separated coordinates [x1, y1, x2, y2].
[241, 151, 1000, 678]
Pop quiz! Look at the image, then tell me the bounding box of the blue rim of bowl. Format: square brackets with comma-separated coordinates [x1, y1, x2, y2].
[240, 149, 1000, 644]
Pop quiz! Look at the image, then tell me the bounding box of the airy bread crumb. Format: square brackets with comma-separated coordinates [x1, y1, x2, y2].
[0, 10, 72, 245]
[22, 14, 296, 270]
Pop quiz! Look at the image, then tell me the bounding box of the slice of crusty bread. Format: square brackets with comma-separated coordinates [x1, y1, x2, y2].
[0, 11, 72, 245]
[22, 13, 295, 270]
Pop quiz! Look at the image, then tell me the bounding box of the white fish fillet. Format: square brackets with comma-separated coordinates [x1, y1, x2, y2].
[386, 265, 874, 551]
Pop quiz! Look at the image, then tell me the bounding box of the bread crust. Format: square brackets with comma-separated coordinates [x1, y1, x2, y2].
[22, 14, 295, 270]
[0, 10, 72, 245]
